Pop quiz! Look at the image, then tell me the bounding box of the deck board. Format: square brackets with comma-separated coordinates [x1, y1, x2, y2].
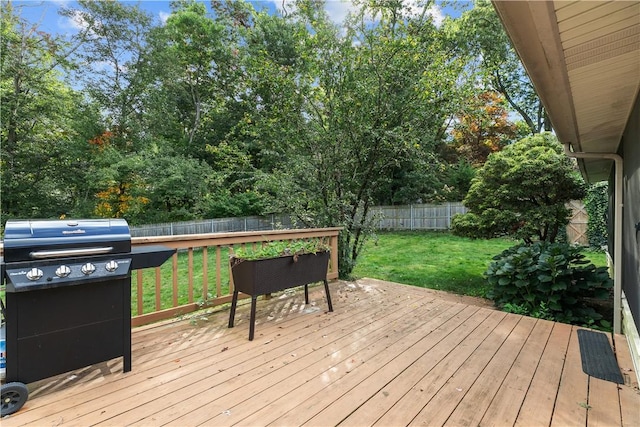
[514, 322, 572, 426]
[342, 309, 507, 426]
[2, 279, 638, 427]
[551, 326, 590, 426]
[614, 334, 640, 427]
[405, 314, 522, 426]
[477, 318, 554, 426]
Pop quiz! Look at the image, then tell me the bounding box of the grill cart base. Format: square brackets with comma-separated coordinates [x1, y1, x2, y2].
[0, 219, 175, 417]
[4, 278, 131, 385]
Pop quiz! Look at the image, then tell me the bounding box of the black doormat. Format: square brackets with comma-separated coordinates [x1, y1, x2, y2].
[577, 329, 624, 384]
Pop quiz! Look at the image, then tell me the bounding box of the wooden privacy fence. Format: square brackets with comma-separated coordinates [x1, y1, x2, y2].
[130, 227, 341, 326]
[129, 203, 469, 237]
[130, 214, 295, 237]
[369, 202, 468, 230]
[566, 200, 588, 245]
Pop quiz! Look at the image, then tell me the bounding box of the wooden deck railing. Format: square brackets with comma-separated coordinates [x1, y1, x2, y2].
[130, 227, 341, 327]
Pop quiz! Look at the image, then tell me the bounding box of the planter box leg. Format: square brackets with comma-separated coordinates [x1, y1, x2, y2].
[249, 296, 258, 341]
[304, 284, 309, 305]
[324, 280, 333, 312]
[228, 290, 239, 328]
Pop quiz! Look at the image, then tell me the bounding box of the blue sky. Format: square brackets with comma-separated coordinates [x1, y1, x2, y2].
[13, 0, 470, 36]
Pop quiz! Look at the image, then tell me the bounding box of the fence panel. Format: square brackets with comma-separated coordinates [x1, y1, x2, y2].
[127, 201, 586, 239]
[129, 204, 468, 237]
[566, 200, 588, 245]
[130, 215, 294, 237]
[369, 202, 467, 231]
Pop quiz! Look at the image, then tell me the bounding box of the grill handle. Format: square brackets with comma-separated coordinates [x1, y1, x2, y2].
[30, 246, 114, 259]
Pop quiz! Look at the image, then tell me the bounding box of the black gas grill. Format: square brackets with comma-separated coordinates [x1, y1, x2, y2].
[0, 219, 175, 416]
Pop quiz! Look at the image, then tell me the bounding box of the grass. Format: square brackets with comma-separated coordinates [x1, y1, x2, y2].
[133, 246, 234, 315]
[127, 231, 611, 314]
[0, 233, 609, 317]
[352, 231, 610, 299]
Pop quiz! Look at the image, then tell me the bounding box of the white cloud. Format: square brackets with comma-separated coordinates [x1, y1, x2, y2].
[324, 0, 358, 24]
[274, 0, 445, 26]
[159, 11, 171, 25]
[426, 3, 445, 26]
[59, 9, 89, 32]
[274, 0, 356, 24]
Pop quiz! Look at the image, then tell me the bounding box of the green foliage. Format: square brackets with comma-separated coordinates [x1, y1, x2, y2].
[231, 238, 329, 260]
[502, 302, 555, 320]
[438, 160, 477, 202]
[1, 2, 99, 219]
[4, 0, 554, 259]
[256, 0, 471, 277]
[486, 242, 613, 328]
[451, 133, 587, 243]
[448, 0, 547, 134]
[584, 182, 608, 248]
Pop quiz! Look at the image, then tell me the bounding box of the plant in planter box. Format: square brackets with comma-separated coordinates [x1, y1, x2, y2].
[228, 238, 333, 340]
[230, 238, 330, 264]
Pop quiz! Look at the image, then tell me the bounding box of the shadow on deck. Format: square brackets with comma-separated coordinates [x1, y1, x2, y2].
[3, 279, 639, 426]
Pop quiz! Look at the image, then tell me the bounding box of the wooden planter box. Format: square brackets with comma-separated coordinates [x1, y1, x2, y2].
[228, 251, 333, 340]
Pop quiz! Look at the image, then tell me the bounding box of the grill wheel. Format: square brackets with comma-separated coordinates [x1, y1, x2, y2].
[1, 382, 29, 417]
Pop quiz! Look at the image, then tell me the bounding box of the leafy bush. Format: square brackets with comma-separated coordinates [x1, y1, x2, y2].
[585, 182, 608, 248]
[486, 242, 612, 327]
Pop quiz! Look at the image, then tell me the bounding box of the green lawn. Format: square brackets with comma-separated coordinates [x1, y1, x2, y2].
[133, 246, 233, 315]
[130, 231, 610, 314]
[352, 231, 609, 299]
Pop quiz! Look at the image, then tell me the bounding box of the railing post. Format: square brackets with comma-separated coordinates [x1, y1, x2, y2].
[330, 232, 339, 280]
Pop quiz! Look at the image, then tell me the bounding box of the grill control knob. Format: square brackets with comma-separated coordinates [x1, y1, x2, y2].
[81, 262, 96, 275]
[55, 265, 71, 278]
[105, 260, 119, 272]
[26, 268, 44, 281]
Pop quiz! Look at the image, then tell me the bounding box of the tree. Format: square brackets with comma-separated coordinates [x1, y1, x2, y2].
[0, 2, 98, 219]
[451, 133, 587, 243]
[60, 0, 153, 152]
[256, 0, 470, 276]
[450, 91, 519, 167]
[447, 0, 548, 134]
[144, 0, 238, 155]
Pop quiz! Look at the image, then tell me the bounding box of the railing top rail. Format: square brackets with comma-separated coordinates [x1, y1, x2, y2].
[132, 227, 343, 246]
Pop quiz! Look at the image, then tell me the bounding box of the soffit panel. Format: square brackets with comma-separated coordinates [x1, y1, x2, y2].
[561, 15, 640, 50]
[556, 2, 635, 39]
[554, 1, 607, 22]
[557, 0, 640, 163]
[493, 0, 640, 183]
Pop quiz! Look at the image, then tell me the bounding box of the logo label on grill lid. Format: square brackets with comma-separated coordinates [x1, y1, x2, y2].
[62, 229, 86, 235]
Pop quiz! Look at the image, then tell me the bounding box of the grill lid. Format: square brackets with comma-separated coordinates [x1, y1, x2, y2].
[3, 219, 131, 262]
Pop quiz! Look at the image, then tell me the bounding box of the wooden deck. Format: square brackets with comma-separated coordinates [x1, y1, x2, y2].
[3, 279, 639, 426]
